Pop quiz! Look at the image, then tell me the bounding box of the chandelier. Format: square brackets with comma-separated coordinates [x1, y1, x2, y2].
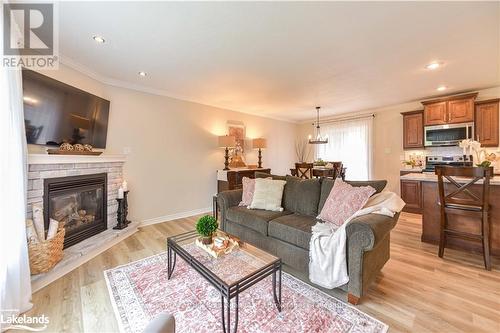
[308, 106, 328, 144]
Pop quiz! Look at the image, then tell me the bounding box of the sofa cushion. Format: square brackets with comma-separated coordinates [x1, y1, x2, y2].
[249, 178, 287, 212]
[283, 175, 321, 216]
[318, 179, 376, 226]
[255, 171, 286, 181]
[226, 206, 291, 235]
[268, 214, 318, 250]
[318, 178, 387, 212]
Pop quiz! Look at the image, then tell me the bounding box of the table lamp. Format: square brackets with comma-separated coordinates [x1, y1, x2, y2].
[252, 138, 267, 168]
[218, 135, 236, 170]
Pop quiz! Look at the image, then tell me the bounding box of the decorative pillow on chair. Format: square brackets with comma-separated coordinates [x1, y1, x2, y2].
[249, 178, 286, 212]
[239, 177, 256, 206]
[317, 178, 375, 227]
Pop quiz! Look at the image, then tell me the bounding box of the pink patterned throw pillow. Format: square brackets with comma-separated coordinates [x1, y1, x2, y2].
[239, 177, 256, 206]
[317, 179, 376, 227]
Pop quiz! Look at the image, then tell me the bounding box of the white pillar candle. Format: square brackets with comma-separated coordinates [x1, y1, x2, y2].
[118, 187, 124, 199]
[122, 180, 128, 192]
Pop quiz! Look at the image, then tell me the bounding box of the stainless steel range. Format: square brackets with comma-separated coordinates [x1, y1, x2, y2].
[423, 155, 473, 173]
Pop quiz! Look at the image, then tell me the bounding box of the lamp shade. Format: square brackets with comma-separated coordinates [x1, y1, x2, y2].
[252, 138, 267, 149]
[218, 135, 236, 148]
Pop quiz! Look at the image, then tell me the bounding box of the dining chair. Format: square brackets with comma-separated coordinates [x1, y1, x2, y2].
[340, 167, 346, 180]
[331, 162, 343, 179]
[295, 163, 314, 179]
[435, 166, 493, 270]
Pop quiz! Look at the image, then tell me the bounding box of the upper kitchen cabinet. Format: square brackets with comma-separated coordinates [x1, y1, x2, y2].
[402, 110, 424, 149]
[422, 93, 477, 126]
[475, 99, 499, 147]
[423, 101, 447, 125]
[448, 97, 475, 124]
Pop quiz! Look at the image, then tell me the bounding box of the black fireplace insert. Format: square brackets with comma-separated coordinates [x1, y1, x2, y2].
[44, 173, 107, 248]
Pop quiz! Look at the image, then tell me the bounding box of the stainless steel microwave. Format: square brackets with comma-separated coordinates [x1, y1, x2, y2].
[424, 122, 474, 147]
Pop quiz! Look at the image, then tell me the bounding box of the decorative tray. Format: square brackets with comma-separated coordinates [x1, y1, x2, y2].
[195, 235, 239, 258]
[47, 149, 102, 156]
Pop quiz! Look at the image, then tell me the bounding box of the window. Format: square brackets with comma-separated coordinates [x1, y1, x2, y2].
[316, 117, 373, 180]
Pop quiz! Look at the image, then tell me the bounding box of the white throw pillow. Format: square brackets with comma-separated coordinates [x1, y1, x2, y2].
[249, 178, 286, 211]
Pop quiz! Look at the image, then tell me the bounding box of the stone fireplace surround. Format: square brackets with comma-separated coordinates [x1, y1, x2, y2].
[27, 155, 124, 230]
[28, 154, 139, 292]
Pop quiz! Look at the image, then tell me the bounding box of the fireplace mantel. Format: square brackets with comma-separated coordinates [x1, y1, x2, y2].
[28, 153, 127, 165]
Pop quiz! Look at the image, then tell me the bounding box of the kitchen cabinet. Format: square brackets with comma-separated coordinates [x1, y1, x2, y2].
[422, 93, 477, 126]
[475, 99, 499, 147]
[400, 180, 422, 214]
[423, 102, 447, 126]
[402, 110, 424, 149]
[448, 98, 474, 124]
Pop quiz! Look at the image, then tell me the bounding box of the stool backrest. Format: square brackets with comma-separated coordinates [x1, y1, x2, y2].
[435, 166, 493, 210]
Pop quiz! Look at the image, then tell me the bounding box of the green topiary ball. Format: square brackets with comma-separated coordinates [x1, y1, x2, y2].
[196, 215, 218, 237]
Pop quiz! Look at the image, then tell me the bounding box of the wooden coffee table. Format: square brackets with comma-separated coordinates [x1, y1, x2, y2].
[167, 230, 282, 333]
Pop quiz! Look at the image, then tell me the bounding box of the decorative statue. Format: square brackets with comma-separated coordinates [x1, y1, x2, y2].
[229, 142, 247, 168]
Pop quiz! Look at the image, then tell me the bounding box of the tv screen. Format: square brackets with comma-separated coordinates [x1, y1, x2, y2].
[22, 70, 110, 148]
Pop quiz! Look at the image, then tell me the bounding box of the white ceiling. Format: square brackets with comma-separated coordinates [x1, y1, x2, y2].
[58, 1, 500, 122]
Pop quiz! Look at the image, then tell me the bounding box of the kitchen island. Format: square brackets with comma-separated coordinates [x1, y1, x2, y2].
[400, 172, 500, 256]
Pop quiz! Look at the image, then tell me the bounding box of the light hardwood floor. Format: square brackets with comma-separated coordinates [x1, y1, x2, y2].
[25, 212, 500, 333]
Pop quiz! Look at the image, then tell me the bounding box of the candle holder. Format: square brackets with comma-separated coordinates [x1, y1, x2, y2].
[113, 198, 128, 230]
[123, 190, 131, 225]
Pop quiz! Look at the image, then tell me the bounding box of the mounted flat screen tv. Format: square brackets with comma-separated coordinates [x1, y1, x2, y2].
[22, 69, 110, 148]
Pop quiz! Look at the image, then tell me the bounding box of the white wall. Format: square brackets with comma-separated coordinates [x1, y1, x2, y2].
[298, 86, 500, 194]
[31, 64, 297, 223]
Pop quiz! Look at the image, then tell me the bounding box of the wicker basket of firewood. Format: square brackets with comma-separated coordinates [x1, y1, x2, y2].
[28, 223, 65, 275]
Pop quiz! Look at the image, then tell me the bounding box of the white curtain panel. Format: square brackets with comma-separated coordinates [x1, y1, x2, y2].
[0, 66, 33, 329]
[316, 117, 373, 181]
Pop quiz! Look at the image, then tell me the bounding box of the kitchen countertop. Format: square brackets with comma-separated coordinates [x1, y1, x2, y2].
[400, 172, 500, 185]
[400, 167, 423, 172]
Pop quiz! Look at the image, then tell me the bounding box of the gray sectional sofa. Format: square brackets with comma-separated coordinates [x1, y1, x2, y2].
[217, 173, 400, 304]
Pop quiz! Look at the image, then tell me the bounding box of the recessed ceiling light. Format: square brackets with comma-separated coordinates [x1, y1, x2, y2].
[425, 61, 442, 70]
[138, 71, 147, 77]
[92, 35, 105, 43]
[436, 85, 447, 91]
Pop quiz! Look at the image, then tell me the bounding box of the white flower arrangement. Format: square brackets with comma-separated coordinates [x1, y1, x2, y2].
[459, 139, 496, 167]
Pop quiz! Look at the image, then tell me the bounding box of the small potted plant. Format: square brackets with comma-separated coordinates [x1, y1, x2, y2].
[196, 215, 218, 245]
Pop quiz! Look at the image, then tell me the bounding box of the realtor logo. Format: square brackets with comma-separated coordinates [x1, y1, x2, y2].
[2, 2, 58, 69]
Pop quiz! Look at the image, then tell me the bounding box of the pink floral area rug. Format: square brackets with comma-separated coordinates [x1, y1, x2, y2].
[104, 252, 388, 333]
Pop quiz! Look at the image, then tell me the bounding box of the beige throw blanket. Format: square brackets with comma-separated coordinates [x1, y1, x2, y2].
[309, 191, 405, 289]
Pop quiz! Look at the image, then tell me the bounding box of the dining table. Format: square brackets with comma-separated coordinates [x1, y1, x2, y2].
[312, 166, 346, 180]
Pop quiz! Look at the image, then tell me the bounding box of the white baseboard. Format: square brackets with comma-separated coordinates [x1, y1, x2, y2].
[140, 207, 212, 226]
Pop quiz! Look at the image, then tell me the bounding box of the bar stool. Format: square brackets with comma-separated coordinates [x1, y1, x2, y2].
[435, 166, 493, 270]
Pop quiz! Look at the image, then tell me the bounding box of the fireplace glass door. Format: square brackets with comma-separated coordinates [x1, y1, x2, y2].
[44, 173, 107, 248]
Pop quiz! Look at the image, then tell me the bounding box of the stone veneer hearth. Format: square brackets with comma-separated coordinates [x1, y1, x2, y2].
[27, 154, 126, 232]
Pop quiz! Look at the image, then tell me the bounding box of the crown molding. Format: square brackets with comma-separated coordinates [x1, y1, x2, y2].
[59, 56, 298, 124]
[298, 85, 500, 124]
